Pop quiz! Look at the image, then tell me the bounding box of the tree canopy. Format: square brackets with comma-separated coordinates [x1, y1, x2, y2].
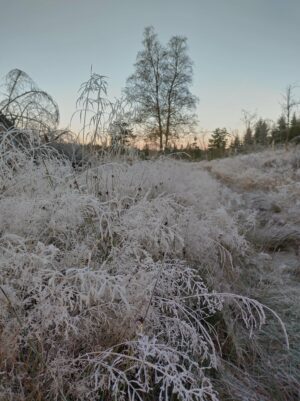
[125, 27, 198, 150]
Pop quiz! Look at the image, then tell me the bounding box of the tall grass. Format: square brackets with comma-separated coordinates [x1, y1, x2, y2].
[0, 128, 298, 400]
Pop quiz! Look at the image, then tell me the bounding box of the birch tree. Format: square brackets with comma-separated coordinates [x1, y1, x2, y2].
[125, 27, 197, 150]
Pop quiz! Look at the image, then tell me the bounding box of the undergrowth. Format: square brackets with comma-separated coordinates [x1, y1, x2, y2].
[0, 129, 297, 400]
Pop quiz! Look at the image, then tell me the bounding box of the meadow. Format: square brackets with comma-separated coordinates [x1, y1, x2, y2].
[0, 128, 299, 401]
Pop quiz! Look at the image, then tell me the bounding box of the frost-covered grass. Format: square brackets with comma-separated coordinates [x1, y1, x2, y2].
[203, 148, 300, 190]
[0, 129, 298, 400]
[204, 148, 300, 252]
[204, 148, 300, 400]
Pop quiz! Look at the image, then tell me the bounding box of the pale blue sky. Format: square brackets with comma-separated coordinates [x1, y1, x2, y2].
[1, 0, 299, 132]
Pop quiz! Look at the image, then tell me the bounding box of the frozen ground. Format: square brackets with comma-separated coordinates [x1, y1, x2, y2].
[0, 130, 299, 400]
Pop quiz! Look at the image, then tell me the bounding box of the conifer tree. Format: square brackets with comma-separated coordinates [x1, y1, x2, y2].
[208, 128, 229, 158]
[254, 119, 269, 146]
[244, 127, 254, 147]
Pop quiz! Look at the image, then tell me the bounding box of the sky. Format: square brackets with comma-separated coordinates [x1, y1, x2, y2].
[0, 0, 299, 134]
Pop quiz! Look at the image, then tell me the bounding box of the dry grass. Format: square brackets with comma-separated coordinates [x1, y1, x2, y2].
[0, 129, 298, 400]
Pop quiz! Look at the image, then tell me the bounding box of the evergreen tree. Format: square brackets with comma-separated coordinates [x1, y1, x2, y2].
[271, 116, 287, 144]
[290, 113, 300, 140]
[208, 128, 228, 158]
[230, 134, 242, 154]
[254, 119, 269, 146]
[243, 127, 254, 147]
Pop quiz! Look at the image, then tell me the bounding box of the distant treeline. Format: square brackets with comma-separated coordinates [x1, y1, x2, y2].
[138, 114, 300, 161]
[1, 67, 299, 164]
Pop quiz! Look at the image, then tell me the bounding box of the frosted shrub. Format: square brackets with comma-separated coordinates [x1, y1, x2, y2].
[0, 129, 291, 400]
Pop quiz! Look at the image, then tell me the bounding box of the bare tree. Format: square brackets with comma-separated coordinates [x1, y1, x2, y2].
[108, 97, 137, 148]
[280, 84, 300, 145]
[0, 69, 59, 136]
[241, 109, 257, 147]
[241, 109, 257, 131]
[125, 27, 198, 150]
